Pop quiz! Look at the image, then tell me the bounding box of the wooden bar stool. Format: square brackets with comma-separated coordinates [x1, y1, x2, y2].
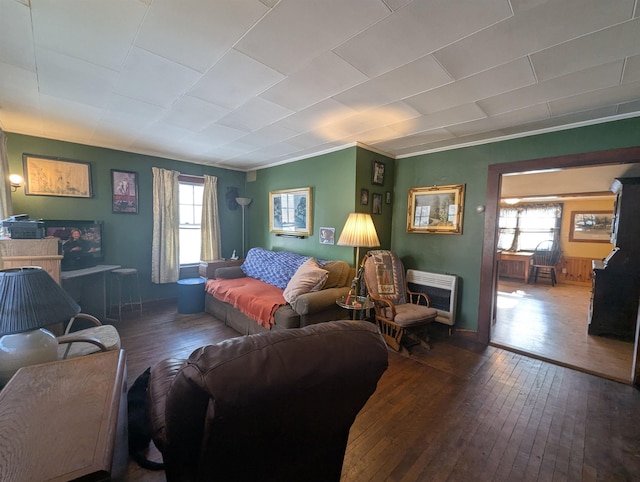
[109, 268, 142, 320]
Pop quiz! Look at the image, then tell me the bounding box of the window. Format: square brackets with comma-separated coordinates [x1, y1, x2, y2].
[497, 204, 562, 251]
[178, 177, 203, 265]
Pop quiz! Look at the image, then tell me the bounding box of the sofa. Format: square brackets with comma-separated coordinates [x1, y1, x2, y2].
[148, 320, 389, 482]
[204, 247, 355, 334]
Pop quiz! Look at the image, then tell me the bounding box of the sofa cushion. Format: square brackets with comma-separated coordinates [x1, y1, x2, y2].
[322, 260, 352, 289]
[242, 248, 312, 289]
[283, 258, 328, 303]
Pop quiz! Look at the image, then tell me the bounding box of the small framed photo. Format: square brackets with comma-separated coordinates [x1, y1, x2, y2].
[111, 169, 139, 214]
[371, 160, 385, 186]
[360, 188, 369, 205]
[385, 191, 392, 204]
[372, 193, 382, 215]
[319, 227, 335, 245]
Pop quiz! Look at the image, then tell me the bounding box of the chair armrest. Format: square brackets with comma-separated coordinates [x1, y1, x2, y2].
[57, 334, 108, 359]
[369, 293, 397, 320]
[407, 288, 430, 307]
[214, 266, 246, 279]
[292, 287, 350, 315]
[64, 313, 102, 334]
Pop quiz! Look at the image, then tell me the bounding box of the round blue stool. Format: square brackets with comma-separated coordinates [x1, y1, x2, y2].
[177, 278, 206, 314]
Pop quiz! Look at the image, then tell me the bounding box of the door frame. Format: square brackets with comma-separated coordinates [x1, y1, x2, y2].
[477, 147, 640, 383]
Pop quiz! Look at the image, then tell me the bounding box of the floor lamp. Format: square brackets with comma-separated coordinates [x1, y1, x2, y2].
[235, 197, 252, 259]
[337, 213, 380, 295]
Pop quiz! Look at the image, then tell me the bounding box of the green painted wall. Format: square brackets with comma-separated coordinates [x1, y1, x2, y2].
[247, 147, 357, 263]
[6, 133, 245, 302]
[393, 117, 640, 331]
[355, 147, 394, 253]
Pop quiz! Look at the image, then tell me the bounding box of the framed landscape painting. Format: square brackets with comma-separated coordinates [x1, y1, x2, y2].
[23, 154, 92, 198]
[407, 184, 465, 234]
[569, 211, 613, 243]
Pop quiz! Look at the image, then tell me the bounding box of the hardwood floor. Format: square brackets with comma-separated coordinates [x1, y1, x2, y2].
[492, 280, 635, 383]
[117, 301, 640, 481]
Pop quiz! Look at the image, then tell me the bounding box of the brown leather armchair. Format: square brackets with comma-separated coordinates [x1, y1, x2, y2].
[148, 320, 388, 482]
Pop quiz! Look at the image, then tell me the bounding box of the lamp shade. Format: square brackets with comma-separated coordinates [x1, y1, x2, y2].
[235, 197, 252, 207]
[337, 213, 380, 248]
[0, 267, 80, 335]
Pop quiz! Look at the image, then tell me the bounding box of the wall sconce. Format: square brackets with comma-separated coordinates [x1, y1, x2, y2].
[9, 174, 23, 192]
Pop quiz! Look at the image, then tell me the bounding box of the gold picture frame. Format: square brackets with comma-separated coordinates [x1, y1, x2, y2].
[23, 154, 93, 198]
[269, 187, 312, 236]
[407, 184, 465, 234]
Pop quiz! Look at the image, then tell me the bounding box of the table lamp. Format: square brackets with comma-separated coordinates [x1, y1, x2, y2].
[0, 267, 81, 385]
[337, 213, 380, 296]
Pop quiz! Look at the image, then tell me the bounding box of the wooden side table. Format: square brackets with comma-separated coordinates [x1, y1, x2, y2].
[0, 350, 128, 481]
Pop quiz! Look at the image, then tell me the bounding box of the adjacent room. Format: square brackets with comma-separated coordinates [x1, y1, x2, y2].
[1, 1, 640, 481]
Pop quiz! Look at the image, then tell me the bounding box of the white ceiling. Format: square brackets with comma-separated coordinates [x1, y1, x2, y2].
[1, 0, 640, 171]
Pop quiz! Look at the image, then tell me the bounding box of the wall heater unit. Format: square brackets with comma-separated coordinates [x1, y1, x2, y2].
[406, 269, 458, 327]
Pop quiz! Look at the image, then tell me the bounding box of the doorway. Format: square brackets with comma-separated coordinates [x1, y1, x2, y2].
[477, 146, 640, 384]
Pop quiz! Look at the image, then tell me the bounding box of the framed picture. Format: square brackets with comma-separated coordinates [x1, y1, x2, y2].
[407, 184, 465, 234]
[111, 169, 139, 214]
[569, 211, 613, 243]
[23, 154, 92, 198]
[269, 187, 312, 236]
[372, 193, 382, 215]
[360, 188, 369, 205]
[385, 191, 392, 204]
[371, 160, 385, 185]
[319, 227, 335, 245]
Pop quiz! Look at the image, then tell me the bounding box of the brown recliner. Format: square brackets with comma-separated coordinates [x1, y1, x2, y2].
[148, 320, 389, 482]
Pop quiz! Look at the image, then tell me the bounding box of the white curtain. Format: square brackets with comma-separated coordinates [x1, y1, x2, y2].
[0, 130, 13, 220]
[201, 174, 221, 261]
[151, 167, 180, 284]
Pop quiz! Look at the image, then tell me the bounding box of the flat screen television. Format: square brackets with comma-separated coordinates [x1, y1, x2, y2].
[42, 220, 104, 271]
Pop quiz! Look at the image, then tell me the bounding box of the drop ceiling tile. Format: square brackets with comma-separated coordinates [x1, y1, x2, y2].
[162, 96, 229, 131]
[389, 103, 487, 136]
[103, 94, 167, 125]
[447, 104, 551, 138]
[135, 0, 268, 74]
[189, 49, 284, 110]
[217, 97, 293, 132]
[531, 17, 640, 82]
[479, 60, 624, 116]
[193, 123, 248, 145]
[373, 128, 454, 152]
[236, 124, 299, 148]
[318, 102, 417, 140]
[235, 0, 390, 75]
[276, 99, 356, 133]
[623, 54, 640, 83]
[286, 130, 339, 150]
[549, 80, 640, 116]
[114, 48, 201, 108]
[31, 0, 147, 71]
[334, 0, 512, 78]
[36, 48, 119, 108]
[0, 62, 38, 104]
[404, 57, 536, 115]
[382, 0, 413, 11]
[0, 0, 35, 71]
[435, 0, 635, 79]
[260, 51, 368, 111]
[38, 95, 102, 138]
[333, 55, 452, 110]
[502, 106, 619, 135]
[618, 99, 640, 114]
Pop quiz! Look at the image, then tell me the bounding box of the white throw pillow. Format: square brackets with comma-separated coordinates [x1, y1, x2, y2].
[283, 258, 329, 303]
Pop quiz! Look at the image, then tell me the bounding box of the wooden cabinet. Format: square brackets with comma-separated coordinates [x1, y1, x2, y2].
[0, 238, 63, 284]
[589, 177, 640, 340]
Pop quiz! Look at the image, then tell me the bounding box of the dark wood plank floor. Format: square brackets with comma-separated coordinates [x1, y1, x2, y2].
[116, 302, 640, 481]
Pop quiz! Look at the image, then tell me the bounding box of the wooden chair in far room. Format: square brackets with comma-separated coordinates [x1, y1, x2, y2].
[57, 313, 121, 360]
[362, 250, 437, 351]
[530, 240, 562, 287]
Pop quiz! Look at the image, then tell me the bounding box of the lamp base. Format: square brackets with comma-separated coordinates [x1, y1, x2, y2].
[0, 329, 58, 385]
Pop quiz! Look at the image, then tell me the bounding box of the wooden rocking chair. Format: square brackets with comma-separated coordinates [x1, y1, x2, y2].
[362, 250, 437, 351]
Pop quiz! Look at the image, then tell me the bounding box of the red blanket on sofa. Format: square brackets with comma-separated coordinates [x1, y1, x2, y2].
[205, 277, 286, 329]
